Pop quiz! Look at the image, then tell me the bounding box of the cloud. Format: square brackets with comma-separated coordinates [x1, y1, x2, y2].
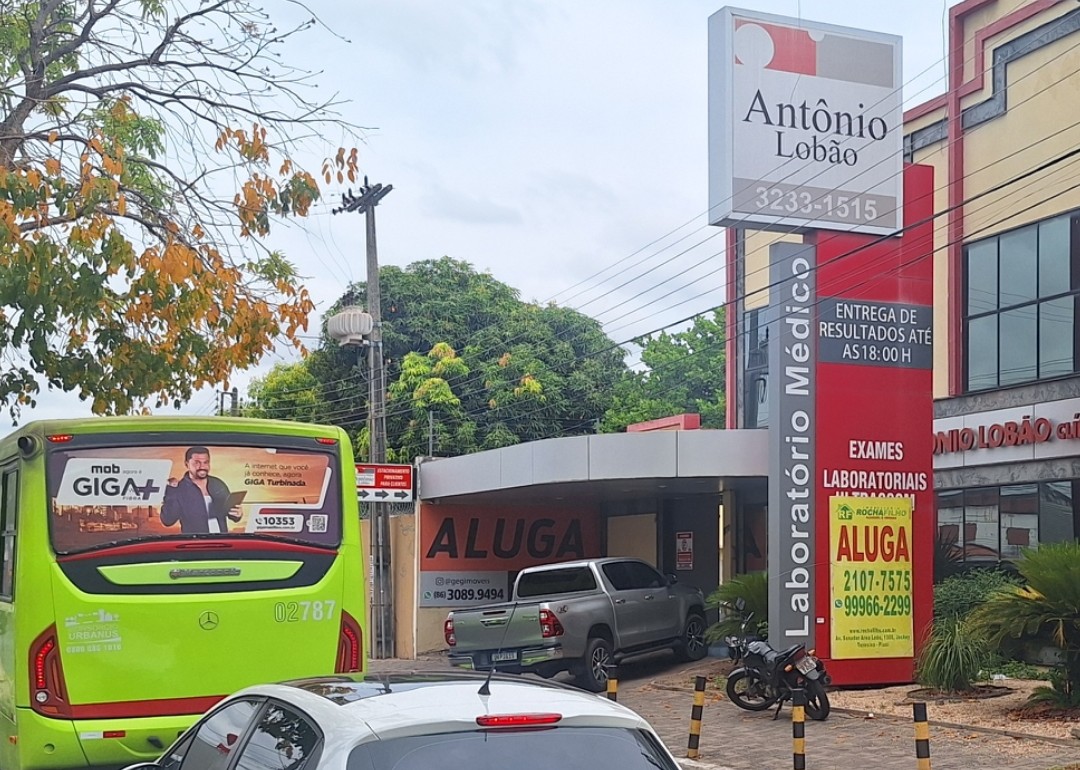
[419, 185, 523, 224]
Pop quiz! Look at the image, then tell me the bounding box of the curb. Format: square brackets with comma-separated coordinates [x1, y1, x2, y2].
[831, 706, 1079, 748]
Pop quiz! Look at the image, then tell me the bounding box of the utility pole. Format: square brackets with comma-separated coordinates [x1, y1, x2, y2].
[218, 387, 239, 417]
[333, 178, 394, 659]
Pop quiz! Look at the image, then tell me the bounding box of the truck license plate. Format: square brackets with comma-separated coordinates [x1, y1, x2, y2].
[796, 656, 817, 675]
[491, 651, 518, 663]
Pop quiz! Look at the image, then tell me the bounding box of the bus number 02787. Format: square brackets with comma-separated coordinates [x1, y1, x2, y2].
[274, 600, 337, 622]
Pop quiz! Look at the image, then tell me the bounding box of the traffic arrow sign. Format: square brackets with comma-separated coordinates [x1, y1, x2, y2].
[356, 463, 414, 503]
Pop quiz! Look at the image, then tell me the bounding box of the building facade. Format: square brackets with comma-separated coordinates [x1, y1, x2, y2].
[727, 0, 1080, 573]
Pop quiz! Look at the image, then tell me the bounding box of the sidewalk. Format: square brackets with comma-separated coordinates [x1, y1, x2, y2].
[368, 655, 1080, 770]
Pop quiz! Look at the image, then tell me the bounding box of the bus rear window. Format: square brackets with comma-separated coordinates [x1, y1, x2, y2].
[47, 440, 342, 554]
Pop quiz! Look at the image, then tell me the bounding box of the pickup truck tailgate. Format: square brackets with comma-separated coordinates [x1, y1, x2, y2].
[451, 602, 544, 651]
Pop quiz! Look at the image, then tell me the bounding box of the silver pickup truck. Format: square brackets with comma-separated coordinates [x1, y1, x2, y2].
[444, 557, 708, 691]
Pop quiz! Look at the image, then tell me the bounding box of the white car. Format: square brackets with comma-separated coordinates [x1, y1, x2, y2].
[121, 671, 682, 770]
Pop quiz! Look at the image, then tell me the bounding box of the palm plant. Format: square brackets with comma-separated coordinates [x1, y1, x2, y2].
[705, 571, 768, 641]
[968, 541, 1080, 707]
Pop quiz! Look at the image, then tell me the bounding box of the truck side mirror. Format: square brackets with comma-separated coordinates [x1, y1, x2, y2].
[665, 573, 678, 586]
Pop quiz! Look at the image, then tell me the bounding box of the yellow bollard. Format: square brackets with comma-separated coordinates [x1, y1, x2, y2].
[792, 688, 806, 770]
[913, 702, 932, 770]
[606, 666, 619, 702]
[686, 675, 706, 759]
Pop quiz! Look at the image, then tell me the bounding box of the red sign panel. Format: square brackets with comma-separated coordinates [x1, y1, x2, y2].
[355, 463, 413, 502]
[810, 163, 935, 686]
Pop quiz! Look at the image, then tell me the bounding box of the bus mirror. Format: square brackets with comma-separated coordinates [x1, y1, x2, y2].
[17, 435, 40, 458]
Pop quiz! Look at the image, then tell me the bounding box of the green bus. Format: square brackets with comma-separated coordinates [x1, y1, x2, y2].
[0, 417, 367, 770]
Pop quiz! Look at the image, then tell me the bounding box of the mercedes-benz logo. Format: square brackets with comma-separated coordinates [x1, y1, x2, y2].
[199, 611, 219, 630]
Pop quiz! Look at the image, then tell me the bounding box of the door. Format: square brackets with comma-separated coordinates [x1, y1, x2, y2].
[600, 560, 679, 649]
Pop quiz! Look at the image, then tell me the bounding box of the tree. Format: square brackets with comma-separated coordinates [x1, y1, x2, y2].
[0, 0, 359, 416]
[246, 362, 320, 423]
[250, 257, 628, 459]
[969, 542, 1080, 707]
[385, 342, 473, 463]
[600, 310, 726, 432]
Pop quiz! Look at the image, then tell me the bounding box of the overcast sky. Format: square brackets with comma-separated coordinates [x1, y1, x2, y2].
[20, 0, 956, 424]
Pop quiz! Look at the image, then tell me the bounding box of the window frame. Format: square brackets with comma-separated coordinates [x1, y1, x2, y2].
[0, 465, 18, 601]
[165, 696, 324, 770]
[963, 212, 1080, 392]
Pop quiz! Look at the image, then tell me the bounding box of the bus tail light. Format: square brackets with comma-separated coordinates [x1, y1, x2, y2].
[29, 625, 71, 717]
[336, 610, 363, 673]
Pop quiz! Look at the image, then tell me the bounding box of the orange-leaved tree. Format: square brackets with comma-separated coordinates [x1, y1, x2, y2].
[0, 0, 360, 416]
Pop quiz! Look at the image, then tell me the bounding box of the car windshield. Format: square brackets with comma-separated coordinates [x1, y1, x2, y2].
[347, 726, 677, 770]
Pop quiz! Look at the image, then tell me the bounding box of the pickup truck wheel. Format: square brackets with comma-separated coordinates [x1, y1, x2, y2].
[575, 637, 613, 692]
[676, 613, 708, 662]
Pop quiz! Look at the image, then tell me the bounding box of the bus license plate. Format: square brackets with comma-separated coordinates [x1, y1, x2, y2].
[796, 656, 817, 675]
[491, 651, 518, 663]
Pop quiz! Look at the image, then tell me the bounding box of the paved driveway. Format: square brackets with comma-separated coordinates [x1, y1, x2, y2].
[370, 654, 1080, 770]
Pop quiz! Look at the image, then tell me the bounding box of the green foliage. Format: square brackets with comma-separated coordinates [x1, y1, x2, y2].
[969, 541, 1080, 707]
[934, 530, 965, 583]
[934, 568, 1023, 621]
[916, 617, 990, 692]
[601, 310, 726, 432]
[245, 363, 321, 423]
[704, 571, 767, 641]
[983, 658, 1051, 681]
[1028, 668, 1080, 709]
[258, 257, 628, 460]
[0, 1, 359, 416]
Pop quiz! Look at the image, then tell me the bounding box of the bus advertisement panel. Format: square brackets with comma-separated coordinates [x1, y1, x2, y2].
[0, 419, 366, 770]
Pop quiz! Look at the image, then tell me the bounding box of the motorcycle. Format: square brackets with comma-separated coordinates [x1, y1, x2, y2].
[723, 600, 831, 721]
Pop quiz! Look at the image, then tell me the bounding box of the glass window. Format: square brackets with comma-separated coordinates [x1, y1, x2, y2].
[936, 482, 1080, 572]
[936, 491, 963, 545]
[45, 440, 342, 554]
[517, 567, 596, 597]
[601, 562, 632, 591]
[967, 240, 998, 314]
[622, 561, 665, 589]
[178, 699, 260, 770]
[964, 212, 1080, 390]
[235, 703, 320, 770]
[1, 469, 16, 599]
[967, 315, 998, 390]
[347, 726, 680, 770]
[1039, 215, 1071, 296]
[1040, 297, 1075, 378]
[1000, 485, 1038, 560]
[1039, 482, 1075, 544]
[999, 305, 1037, 385]
[999, 225, 1038, 306]
[964, 488, 999, 562]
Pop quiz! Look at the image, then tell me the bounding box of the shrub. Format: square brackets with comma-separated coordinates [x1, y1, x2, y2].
[705, 571, 767, 641]
[969, 541, 1080, 707]
[916, 616, 990, 692]
[983, 658, 1051, 681]
[934, 567, 1022, 621]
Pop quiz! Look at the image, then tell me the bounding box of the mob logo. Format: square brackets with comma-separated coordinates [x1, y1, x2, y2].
[73, 468, 162, 501]
[54, 458, 173, 507]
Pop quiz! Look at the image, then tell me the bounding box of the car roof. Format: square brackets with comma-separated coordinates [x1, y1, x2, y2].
[519, 557, 649, 573]
[235, 672, 652, 744]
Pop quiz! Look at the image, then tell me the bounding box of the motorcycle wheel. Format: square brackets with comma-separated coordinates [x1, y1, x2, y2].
[725, 670, 773, 711]
[804, 680, 830, 721]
